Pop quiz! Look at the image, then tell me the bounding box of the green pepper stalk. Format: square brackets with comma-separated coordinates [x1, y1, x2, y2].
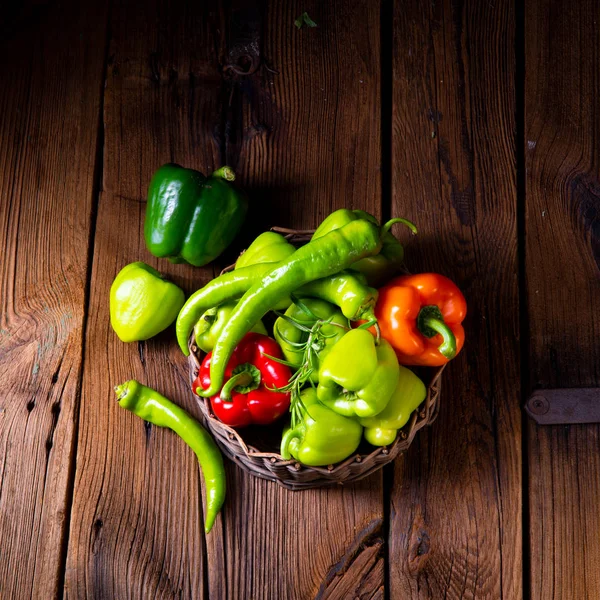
[198, 218, 401, 398]
[115, 380, 225, 533]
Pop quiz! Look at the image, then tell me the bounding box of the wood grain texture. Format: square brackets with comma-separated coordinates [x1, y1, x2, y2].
[0, 2, 108, 598]
[525, 0, 600, 597]
[64, 1, 223, 598]
[388, 1, 521, 598]
[208, 2, 386, 599]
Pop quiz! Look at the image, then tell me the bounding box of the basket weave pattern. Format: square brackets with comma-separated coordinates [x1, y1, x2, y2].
[187, 226, 444, 490]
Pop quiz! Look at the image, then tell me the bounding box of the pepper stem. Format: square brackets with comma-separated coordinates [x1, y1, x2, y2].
[381, 217, 418, 236]
[114, 383, 128, 401]
[417, 305, 457, 360]
[212, 166, 236, 182]
[220, 363, 261, 400]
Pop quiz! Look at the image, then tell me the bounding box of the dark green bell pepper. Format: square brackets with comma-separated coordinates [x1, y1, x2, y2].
[312, 209, 416, 287]
[317, 329, 400, 418]
[145, 164, 248, 267]
[280, 388, 362, 466]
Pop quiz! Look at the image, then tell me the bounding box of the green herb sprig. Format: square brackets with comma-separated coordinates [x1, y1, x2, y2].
[295, 12, 317, 29]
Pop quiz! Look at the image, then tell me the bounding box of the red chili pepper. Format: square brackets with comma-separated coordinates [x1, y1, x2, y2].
[194, 333, 292, 428]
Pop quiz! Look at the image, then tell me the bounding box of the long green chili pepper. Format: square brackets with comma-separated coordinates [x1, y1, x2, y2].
[198, 218, 402, 397]
[115, 379, 225, 533]
[298, 271, 378, 321]
[176, 263, 285, 354]
[178, 266, 377, 355]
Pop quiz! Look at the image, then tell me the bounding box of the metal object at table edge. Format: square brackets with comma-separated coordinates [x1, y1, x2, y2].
[525, 387, 600, 425]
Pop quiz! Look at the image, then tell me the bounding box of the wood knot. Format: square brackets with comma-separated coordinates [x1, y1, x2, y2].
[407, 513, 431, 575]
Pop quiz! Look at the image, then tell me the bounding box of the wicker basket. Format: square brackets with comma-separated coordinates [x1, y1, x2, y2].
[186, 227, 445, 489]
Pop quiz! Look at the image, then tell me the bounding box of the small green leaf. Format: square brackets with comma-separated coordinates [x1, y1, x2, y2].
[303, 12, 317, 27]
[295, 11, 317, 29]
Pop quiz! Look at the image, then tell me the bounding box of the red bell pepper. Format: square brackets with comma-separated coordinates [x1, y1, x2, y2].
[194, 333, 292, 428]
[375, 273, 466, 366]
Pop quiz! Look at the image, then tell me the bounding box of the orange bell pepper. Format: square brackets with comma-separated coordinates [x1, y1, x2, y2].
[375, 273, 466, 366]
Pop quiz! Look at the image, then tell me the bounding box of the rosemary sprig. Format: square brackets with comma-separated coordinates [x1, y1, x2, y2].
[269, 312, 336, 427]
[270, 298, 378, 427]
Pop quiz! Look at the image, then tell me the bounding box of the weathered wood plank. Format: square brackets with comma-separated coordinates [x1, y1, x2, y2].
[388, 1, 521, 598]
[525, 0, 600, 598]
[0, 2, 108, 598]
[208, 1, 385, 599]
[64, 1, 224, 597]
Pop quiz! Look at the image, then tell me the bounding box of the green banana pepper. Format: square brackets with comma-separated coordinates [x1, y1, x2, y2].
[235, 231, 296, 269]
[312, 209, 416, 287]
[194, 301, 267, 353]
[145, 164, 248, 267]
[299, 271, 378, 321]
[359, 365, 427, 446]
[317, 329, 400, 418]
[176, 263, 287, 353]
[280, 388, 362, 466]
[274, 298, 348, 381]
[110, 262, 185, 343]
[115, 380, 225, 533]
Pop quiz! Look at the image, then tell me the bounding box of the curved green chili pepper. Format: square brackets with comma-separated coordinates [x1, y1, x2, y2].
[312, 209, 417, 286]
[176, 263, 286, 353]
[194, 301, 267, 353]
[298, 271, 378, 321]
[178, 264, 380, 355]
[115, 380, 225, 533]
[198, 218, 396, 397]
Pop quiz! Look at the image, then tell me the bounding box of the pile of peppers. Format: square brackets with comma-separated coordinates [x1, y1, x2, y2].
[108, 165, 468, 531]
[175, 208, 466, 468]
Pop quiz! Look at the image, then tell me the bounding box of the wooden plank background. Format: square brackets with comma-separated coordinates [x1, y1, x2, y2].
[0, 1, 108, 598]
[0, 0, 599, 598]
[525, 0, 600, 598]
[389, 1, 522, 598]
